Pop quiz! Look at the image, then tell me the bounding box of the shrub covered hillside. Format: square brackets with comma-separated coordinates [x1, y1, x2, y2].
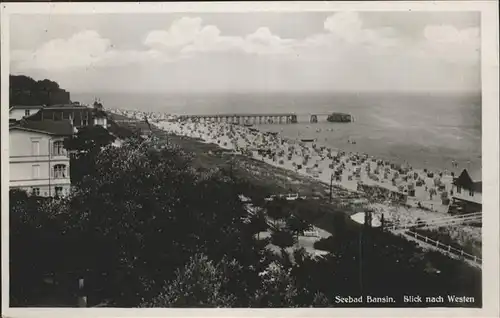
[9, 75, 71, 106]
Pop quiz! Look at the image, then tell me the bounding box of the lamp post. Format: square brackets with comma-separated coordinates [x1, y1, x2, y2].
[48, 137, 52, 197]
[329, 173, 334, 203]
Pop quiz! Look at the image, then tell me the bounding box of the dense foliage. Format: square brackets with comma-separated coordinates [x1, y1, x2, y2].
[10, 133, 482, 307]
[63, 125, 116, 184]
[143, 254, 238, 307]
[11, 137, 272, 306]
[9, 75, 71, 106]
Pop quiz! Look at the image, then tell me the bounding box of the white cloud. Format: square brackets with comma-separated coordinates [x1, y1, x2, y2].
[243, 27, 295, 55]
[144, 18, 295, 57]
[12, 30, 110, 70]
[424, 24, 479, 44]
[12, 30, 168, 71]
[324, 11, 363, 42]
[322, 12, 400, 48]
[144, 17, 206, 50]
[10, 13, 480, 93]
[418, 24, 480, 64]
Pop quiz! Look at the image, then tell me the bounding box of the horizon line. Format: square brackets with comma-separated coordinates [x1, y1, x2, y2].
[70, 89, 482, 95]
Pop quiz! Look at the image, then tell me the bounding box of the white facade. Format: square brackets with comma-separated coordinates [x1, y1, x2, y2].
[452, 184, 482, 205]
[9, 106, 43, 121]
[9, 128, 71, 197]
[93, 116, 108, 128]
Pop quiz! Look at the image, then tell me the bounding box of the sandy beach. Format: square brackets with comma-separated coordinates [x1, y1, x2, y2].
[110, 108, 474, 228]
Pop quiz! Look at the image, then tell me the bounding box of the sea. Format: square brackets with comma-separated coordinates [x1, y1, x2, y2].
[73, 91, 482, 180]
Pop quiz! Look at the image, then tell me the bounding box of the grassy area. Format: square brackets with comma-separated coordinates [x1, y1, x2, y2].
[412, 227, 482, 259]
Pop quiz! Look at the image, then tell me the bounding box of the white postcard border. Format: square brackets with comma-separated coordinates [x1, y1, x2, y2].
[1, 2, 498, 318]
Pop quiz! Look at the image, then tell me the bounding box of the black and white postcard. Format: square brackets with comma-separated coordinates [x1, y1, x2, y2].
[1, 2, 499, 318]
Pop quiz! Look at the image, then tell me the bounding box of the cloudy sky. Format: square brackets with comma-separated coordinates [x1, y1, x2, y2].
[10, 11, 480, 93]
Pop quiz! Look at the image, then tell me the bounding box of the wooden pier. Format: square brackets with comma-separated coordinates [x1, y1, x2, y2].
[178, 113, 339, 124]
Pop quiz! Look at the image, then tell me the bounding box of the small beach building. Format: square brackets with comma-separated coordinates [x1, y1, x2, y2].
[449, 169, 482, 214]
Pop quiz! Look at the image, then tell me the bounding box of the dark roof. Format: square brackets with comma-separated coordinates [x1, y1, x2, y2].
[43, 104, 90, 110]
[25, 106, 98, 127]
[473, 181, 482, 193]
[9, 119, 74, 136]
[9, 105, 44, 110]
[453, 169, 474, 189]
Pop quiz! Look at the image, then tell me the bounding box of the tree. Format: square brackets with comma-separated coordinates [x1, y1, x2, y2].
[286, 215, 312, 243]
[9, 189, 78, 306]
[64, 125, 116, 157]
[265, 198, 289, 227]
[63, 125, 116, 184]
[248, 208, 268, 240]
[332, 212, 348, 242]
[36, 78, 60, 91]
[9, 75, 70, 106]
[270, 228, 296, 249]
[252, 262, 299, 307]
[312, 292, 331, 307]
[26, 139, 271, 306]
[142, 254, 236, 307]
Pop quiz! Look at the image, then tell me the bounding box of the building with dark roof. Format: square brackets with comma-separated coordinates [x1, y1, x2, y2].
[449, 169, 482, 214]
[11, 119, 76, 136]
[25, 104, 109, 130]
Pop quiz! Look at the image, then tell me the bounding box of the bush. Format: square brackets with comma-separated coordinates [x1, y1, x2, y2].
[271, 229, 296, 249]
[142, 254, 237, 307]
[313, 236, 335, 252]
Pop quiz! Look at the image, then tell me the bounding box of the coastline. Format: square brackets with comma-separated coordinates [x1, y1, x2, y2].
[255, 123, 481, 181]
[156, 119, 451, 212]
[113, 110, 480, 226]
[109, 110, 482, 259]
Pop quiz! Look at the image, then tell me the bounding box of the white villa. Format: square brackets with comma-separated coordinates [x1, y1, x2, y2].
[9, 119, 75, 197]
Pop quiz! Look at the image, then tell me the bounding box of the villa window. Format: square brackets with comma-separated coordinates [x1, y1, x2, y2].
[82, 119, 88, 126]
[25, 109, 30, 116]
[31, 140, 40, 156]
[456, 186, 461, 194]
[52, 140, 65, 156]
[55, 187, 63, 197]
[53, 164, 67, 179]
[469, 189, 474, 196]
[32, 165, 40, 179]
[95, 117, 105, 126]
[31, 188, 40, 196]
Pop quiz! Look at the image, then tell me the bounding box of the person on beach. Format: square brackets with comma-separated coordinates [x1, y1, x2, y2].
[128, 110, 456, 213]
